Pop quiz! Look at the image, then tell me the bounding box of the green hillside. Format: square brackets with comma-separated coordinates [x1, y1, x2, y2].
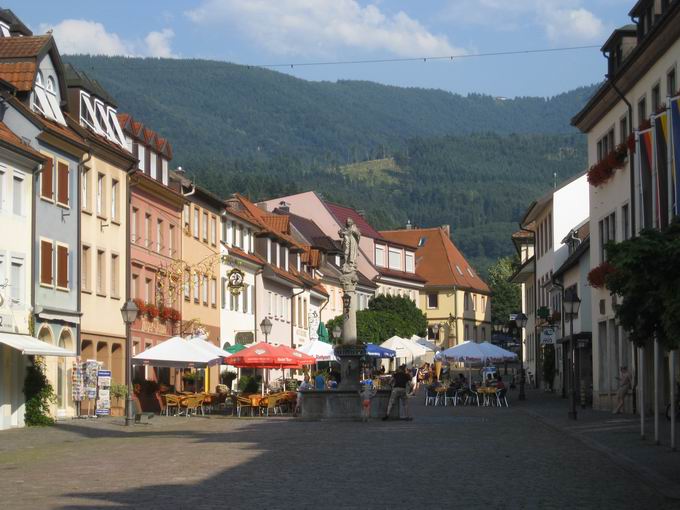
[63, 55, 595, 274]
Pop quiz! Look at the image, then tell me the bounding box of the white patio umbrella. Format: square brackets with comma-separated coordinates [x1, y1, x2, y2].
[188, 336, 232, 359]
[381, 336, 429, 367]
[438, 341, 488, 385]
[298, 339, 337, 362]
[414, 337, 440, 352]
[477, 342, 517, 362]
[132, 336, 222, 369]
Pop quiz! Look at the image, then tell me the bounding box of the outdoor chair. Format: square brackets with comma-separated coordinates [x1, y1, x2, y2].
[444, 386, 459, 407]
[236, 396, 254, 417]
[425, 388, 438, 406]
[163, 394, 181, 416]
[464, 389, 480, 407]
[195, 394, 207, 416]
[496, 389, 509, 407]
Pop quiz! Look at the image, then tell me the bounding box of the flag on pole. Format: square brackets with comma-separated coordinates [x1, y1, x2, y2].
[654, 113, 669, 228]
[671, 96, 680, 216]
[639, 128, 654, 229]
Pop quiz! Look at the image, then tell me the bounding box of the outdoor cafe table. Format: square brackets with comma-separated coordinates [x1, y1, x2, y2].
[476, 386, 497, 406]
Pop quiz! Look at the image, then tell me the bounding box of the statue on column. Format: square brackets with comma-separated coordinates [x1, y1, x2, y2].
[339, 218, 361, 276]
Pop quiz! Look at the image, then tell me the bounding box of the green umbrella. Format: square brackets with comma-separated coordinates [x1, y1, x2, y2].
[226, 344, 246, 354]
[317, 323, 331, 344]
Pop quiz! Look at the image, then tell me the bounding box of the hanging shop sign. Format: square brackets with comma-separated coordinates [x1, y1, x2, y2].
[227, 268, 245, 295]
[540, 327, 557, 345]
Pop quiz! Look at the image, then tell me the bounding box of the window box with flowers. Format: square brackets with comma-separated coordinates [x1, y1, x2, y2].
[146, 303, 159, 319]
[587, 143, 629, 187]
[587, 261, 615, 289]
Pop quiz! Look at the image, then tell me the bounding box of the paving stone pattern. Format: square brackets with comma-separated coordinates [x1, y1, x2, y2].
[0, 390, 676, 510]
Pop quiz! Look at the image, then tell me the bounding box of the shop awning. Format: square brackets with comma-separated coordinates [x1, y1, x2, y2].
[0, 331, 76, 356]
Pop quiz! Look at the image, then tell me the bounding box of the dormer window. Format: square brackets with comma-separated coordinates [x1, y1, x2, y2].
[32, 70, 66, 126]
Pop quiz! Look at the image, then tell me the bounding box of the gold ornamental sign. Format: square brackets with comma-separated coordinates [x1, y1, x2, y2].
[227, 268, 245, 296]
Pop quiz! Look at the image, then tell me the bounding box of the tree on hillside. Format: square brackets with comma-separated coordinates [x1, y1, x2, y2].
[326, 295, 427, 344]
[488, 256, 521, 325]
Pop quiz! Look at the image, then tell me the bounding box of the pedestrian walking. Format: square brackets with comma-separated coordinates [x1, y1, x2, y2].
[382, 365, 413, 421]
[294, 375, 313, 417]
[359, 380, 376, 422]
[613, 366, 632, 414]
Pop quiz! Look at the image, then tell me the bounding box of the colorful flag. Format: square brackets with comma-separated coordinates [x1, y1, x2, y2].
[639, 129, 654, 229]
[654, 113, 669, 228]
[671, 97, 680, 216]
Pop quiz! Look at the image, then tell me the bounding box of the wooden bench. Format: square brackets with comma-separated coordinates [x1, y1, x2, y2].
[133, 397, 155, 424]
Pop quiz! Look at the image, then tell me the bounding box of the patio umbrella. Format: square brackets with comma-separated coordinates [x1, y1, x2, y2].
[438, 341, 488, 385]
[317, 322, 331, 344]
[298, 339, 337, 362]
[380, 336, 429, 366]
[365, 344, 396, 359]
[225, 343, 247, 354]
[132, 336, 221, 368]
[414, 337, 440, 352]
[188, 336, 232, 360]
[477, 342, 518, 362]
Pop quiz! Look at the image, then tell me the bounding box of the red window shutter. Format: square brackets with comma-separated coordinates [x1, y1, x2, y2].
[57, 162, 69, 205]
[41, 158, 53, 199]
[57, 245, 68, 288]
[41, 240, 53, 285]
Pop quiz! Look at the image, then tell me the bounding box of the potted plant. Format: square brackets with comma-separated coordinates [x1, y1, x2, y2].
[110, 383, 127, 416]
[220, 370, 237, 390]
[160, 306, 173, 322]
[133, 298, 146, 316]
[170, 308, 181, 322]
[588, 261, 615, 288]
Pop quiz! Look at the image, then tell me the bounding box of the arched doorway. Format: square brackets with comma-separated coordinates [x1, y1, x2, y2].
[57, 329, 74, 412]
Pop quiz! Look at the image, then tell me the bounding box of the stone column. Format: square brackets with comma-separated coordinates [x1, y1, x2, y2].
[336, 273, 363, 391]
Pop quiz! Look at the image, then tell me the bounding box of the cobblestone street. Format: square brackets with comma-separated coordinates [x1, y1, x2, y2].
[0, 390, 677, 510]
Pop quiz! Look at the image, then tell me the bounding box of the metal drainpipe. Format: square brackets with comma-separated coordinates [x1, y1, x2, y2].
[606, 70, 636, 236]
[551, 278, 565, 398]
[76, 153, 91, 358]
[30, 162, 42, 329]
[519, 224, 538, 389]
[291, 286, 307, 349]
[254, 268, 263, 342]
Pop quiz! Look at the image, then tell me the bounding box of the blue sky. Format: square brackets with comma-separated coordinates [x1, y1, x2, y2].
[6, 0, 635, 97]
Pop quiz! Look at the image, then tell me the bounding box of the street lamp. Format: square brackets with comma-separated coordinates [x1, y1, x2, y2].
[432, 323, 439, 342]
[120, 299, 139, 426]
[260, 317, 272, 344]
[515, 313, 528, 401]
[563, 289, 581, 420]
[332, 325, 342, 343]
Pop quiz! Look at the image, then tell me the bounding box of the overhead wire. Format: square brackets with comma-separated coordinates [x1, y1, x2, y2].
[80, 44, 601, 71]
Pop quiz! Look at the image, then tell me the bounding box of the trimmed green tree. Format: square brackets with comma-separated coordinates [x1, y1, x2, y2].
[488, 256, 521, 325]
[604, 220, 680, 350]
[23, 357, 56, 426]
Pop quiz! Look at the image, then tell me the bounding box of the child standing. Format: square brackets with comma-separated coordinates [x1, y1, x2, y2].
[359, 380, 376, 422]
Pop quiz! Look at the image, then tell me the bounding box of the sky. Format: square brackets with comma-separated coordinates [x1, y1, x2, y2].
[6, 0, 636, 98]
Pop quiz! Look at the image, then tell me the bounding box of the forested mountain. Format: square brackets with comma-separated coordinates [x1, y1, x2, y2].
[63, 55, 595, 274]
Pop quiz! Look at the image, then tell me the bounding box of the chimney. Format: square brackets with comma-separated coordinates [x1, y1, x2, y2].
[406, 219, 412, 230]
[278, 201, 290, 213]
[357, 209, 366, 218]
[441, 225, 450, 238]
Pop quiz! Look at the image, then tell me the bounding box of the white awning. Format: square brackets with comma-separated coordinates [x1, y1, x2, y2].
[0, 332, 76, 356]
[132, 336, 222, 368]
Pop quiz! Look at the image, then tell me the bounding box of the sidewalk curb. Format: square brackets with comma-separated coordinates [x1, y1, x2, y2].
[520, 407, 680, 501]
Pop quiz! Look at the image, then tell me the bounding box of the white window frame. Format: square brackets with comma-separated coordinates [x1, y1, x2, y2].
[375, 244, 385, 267]
[405, 251, 415, 273]
[111, 179, 119, 222]
[9, 255, 24, 306]
[12, 171, 24, 216]
[388, 247, 401, 270]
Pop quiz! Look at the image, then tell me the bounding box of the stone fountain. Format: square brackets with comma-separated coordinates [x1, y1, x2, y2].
[298, 218, 397, 420]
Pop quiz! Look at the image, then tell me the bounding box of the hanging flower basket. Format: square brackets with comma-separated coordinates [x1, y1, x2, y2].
[587, 261, 615, 289]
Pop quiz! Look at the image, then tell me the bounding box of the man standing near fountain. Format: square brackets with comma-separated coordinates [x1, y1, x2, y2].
[383, 365, 414, 421]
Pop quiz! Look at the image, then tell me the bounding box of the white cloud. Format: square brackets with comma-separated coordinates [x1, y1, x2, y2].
[186, 0, 464, 57]
[145, 28, 176, 58]
[40, 19, 132, 56]
[39, 19, 177, 57]
[442, 0, 607, 44]
[543, 8, 604, 43]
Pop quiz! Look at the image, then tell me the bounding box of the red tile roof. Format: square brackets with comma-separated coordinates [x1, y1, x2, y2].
[0, 35, 50, 58]
[118, 112, 172, 159]
[0, 61, 35, 91]
[375, 266, 427, 283]
[0, 120, 45, 161]
[225, 246, 264, 267]
[324, 201, 383, 239]
[234, 193, 304, 250]
[380, 227, 490, 293]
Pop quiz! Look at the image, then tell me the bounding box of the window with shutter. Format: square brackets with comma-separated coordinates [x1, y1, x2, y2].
[41, 157, 53, 200]
[40, 240, 53, 285]
[57, 162, 69, 206]
[57, 245, 68, 289]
